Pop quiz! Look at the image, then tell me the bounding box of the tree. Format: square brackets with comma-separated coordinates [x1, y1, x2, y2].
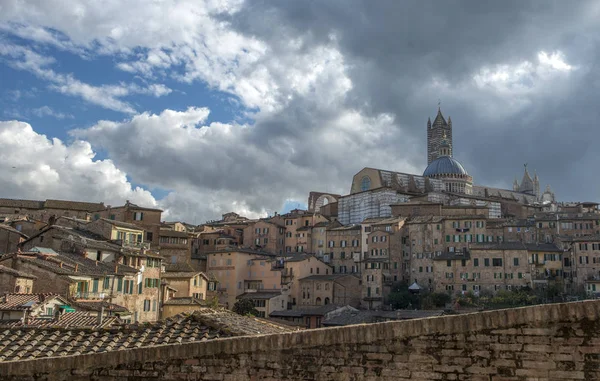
[388, 282, 421, 309]
[423, 292, 452, 309]
[232, 299, 259, 316]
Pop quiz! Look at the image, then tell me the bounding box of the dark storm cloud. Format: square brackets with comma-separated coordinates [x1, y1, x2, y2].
[225, 0, 600, 201]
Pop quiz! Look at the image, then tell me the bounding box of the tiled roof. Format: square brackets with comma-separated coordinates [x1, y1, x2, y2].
[0, 294, 66, 311]
[23, 225, 122, 252]
[432, 251, 471, 261]
[98, 218, 144, 231]
[122, 201, 163, 212]
[159, 230, 189, 237]
[299, 274, 358, 282]
[0, 250, 138, 277]
[44, 200, 105, 212]
[564, 234, 600, 243]
[327, 224, 361, 231]
[469, 242, 527, 251]
[0, 199, 44, 209]
[323, 309, 444, 326]
[524, 243, 563, 252]
[0, 265, 36, 279]
[205, 247, 276, 257]
[0, 224, 28, 238]
[67, 300, 129, 313]
[0, 308, 295, 362]
[270, 304, 343, 318]
[237, 291, 282, 300]
[163, 297, 204, 306]
[0, 311, 120, 329]
[162, 263, 205, 279]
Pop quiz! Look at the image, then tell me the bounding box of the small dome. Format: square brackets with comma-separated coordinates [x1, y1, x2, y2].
[423, 156, 468, 177]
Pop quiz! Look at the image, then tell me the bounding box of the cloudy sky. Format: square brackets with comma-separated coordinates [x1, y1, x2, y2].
[0, 1, 597, 223]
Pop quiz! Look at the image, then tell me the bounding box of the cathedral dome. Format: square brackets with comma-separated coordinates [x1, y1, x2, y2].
[423, 156, 468, 177]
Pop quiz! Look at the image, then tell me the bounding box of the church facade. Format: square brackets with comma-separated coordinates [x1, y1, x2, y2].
[333, 108, 557, 225]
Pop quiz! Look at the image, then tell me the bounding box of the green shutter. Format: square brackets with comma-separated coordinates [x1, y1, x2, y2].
[92, 279, 99, 292]
[117, 278, 123, 292]
[138, 282, 143, 294]
[446, 235, 450, 242]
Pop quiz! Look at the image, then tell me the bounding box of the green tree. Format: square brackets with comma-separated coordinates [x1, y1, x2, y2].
[388, 282, 421, 309]
[232, 299, 259, 316]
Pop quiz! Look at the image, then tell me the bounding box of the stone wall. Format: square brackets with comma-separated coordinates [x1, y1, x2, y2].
[3, 300, 600, 380]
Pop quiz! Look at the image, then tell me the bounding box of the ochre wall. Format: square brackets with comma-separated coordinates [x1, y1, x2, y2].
[3, 300, 600, 380]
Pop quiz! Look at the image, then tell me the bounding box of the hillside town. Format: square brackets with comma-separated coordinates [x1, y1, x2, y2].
[0, 109, 597, 335]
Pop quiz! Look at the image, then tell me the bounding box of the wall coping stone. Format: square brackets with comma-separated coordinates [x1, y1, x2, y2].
[1, 299, 599, 376]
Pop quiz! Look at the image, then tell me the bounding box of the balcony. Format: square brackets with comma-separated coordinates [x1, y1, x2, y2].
[587, 275, 600, 282]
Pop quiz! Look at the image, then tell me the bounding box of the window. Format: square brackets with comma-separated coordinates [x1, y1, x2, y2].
[134, 212, 144, 221]
[492, 258, 502, 267]
[146, 232, 153, 242]
[513, 258, 519, 266]
[103, 278, 110, 289]
[484, 258, 490, 267]
[474, 258, 479, 267]
[152, 300, 157, 312]
[361, 176, 371, 192]
[46, 307, 53, 316]
[447, 260, 451, 267]
[143, 300, 151, 311]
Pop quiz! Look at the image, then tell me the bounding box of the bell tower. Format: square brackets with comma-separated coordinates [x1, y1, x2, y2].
[427, 107, 452, 164]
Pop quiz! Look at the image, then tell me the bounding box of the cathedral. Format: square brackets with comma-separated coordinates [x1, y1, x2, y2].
[317, 107, 558, 224]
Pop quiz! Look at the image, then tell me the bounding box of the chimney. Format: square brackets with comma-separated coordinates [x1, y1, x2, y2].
[97, 305, 104, 326]
[75, 264, 78, 272]
[114, 264, 118, 274]
[95, 260, 98, 267]
[59, 262, 63, 268]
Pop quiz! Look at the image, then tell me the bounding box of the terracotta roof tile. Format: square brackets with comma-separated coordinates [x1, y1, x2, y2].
[0, 308, 295, 362]
[0, 311, 120, 329]
[0, 294, 66, 311]
[0, 266, 36, 279]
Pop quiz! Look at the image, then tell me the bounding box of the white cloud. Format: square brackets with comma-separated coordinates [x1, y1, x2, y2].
[0, 120, 156, 207]
[0, 43, 171, 114]
[32, 106, 73, 119]
[472, 50, 575, 93]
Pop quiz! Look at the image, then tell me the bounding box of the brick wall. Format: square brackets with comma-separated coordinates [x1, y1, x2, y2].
[3, 300, 600, 380]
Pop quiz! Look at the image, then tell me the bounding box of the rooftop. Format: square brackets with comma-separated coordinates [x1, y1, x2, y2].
[0, 224, 28, 238]
[323, 309, 444, 326]
[0, 311, 120, 329]
[0, 265, 36, 279]
[0, 250, 138, 277]
[0, 308, 295, 362]
[0, 294, 66, 311]
[299, 274, 358, 281]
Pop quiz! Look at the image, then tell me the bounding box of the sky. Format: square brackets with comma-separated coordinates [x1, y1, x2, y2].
[0, 0, 598, 223]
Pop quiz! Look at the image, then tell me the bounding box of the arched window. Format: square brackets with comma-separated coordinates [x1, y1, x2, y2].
[316, 297, 322, 305]
[324, 297, 330, 305]
[325, 283, 330, 291]
[361, 176, 371, 192]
